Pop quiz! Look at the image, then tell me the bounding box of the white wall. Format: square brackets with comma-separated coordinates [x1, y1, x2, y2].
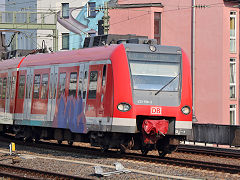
[37, 0, 88, 51]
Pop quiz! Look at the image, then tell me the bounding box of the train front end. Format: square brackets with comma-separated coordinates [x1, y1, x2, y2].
[112, 44, 192, 156]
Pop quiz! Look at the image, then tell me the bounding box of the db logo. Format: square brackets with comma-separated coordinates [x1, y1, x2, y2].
[151, 107, 162, 115]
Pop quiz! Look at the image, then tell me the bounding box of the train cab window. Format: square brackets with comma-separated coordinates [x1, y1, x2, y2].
[83, 71, 88, 99]
[0, 78, 2, 99]
[58, 73, 66, 98]
[102, 65, 106, 86]
[2, 78, 7, 99]
[33, 74, 41, 99]
[69, 72, 77, 97]
[11, 76, 16, 99]
[88, 71, 98, 99]
[18, 75, 25, 99]
[41, 74, 49, 99]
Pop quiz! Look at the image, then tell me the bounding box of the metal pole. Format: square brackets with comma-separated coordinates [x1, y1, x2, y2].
[103, 2, 110, 35]
[192, 0, 196, 122]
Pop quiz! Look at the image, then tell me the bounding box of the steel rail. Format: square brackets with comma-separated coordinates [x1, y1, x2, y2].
[1, 135, 240, 174]
[0, 163, 89, 179]
[177, 144, 240, 158]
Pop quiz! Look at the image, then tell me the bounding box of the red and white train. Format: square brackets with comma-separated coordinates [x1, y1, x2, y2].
[0, 42, 192, 156]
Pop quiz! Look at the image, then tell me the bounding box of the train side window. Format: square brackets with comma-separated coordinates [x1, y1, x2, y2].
[88, 71, 98, 99]
[2, 77, 7, 99]
[41, 74, 49, 99]
[83, 71, 88, 99]
[6, 77, 10, 99]
[18, 75, 25, 99]
[0, 78, 2, 99]
[78, 70, 83, 98]
[69, 72, 77, 97]
[33, 74, 41, 99]
[102, 65, 107, 86]
[58, 73, 66, 98]
[11, 76, 16, 99]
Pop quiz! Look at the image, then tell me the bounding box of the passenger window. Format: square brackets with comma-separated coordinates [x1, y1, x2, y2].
[11, 76, 16, 99]
[69, 72, 77, 97]
[6, 77, 10, 99]
[102, 65, 106, 86]
[83, 71, 88, 99]
[41, 74, 49, 99]
[88, 71, 98, 99]
[33, 74, 41, 99]
[2, 78, 7, 99]
[0, 78, 2, 99]
[18, 75, 25, 99]
[78, 70, 83, 98]
[58, 73, 66, 98]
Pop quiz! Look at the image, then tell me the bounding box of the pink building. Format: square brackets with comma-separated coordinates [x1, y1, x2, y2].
[109, 0, 240, 125]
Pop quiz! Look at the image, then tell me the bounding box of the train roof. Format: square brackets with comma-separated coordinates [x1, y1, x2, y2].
[0, 43, 183, 72]
[0, 44, 120, 71]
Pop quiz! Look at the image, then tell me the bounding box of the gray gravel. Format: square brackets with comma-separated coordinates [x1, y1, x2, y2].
[0, 141, 239, 180]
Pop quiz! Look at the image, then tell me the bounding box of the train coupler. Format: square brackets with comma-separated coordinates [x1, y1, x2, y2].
[142, 119, 169, 144]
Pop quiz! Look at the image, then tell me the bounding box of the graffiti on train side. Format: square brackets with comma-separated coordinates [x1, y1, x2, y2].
[53, 94, 86, 133]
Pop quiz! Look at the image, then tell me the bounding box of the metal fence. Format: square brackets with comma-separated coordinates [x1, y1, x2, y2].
[188, 124, 240, 146]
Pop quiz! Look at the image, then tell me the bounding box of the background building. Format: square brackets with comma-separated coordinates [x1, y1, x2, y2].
[1, 0, 89, 51]
[108, 0, 240, 125]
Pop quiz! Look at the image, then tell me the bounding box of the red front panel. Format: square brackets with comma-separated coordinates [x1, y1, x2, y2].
[31, 68, 50, 115]
[15, 70, 27, 114]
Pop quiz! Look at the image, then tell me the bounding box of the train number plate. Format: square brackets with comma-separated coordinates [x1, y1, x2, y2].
[151, 107, 162, 115]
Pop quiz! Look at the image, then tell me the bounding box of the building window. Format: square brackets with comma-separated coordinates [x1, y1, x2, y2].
[230, 104, 236, 125]
[62, 3, 69, 18]
[62, 33, 69, 50]
[154, 12, 161, 44]
[230, 58, 236, 99]
[88, 2, 96, 18]
[230, 11, 236, 53]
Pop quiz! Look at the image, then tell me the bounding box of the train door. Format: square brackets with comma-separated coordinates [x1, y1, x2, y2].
[82, 64, 89, 113]
[5, 72, 11, 115]
[23, 68, 34, 120]
[85, 65, 102, 119]
[31, 68, 50, 121]
[0, 73, 7, 112]
[47, 66, 58, 122]
[0, 73, 8, 123]
[10, 71, 17, 114]
[15, 70, 27, 120]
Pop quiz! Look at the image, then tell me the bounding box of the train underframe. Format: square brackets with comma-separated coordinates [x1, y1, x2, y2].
[0, 118, 186, 157]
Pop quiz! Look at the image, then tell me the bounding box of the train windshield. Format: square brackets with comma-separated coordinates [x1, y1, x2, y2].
[129, 60, 180, 92]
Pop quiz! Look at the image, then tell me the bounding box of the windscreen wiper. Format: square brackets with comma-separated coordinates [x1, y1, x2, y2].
[155, 74, 179, 95]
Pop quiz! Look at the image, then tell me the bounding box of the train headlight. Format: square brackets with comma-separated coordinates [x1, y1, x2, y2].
[117, 103, 131, 112]
[181, 106, 191, 115]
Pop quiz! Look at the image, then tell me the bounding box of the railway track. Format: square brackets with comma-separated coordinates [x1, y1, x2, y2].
[0, 163, 88, 179]
[178, 144, 240, 158]
[0, 134, 240, 175]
